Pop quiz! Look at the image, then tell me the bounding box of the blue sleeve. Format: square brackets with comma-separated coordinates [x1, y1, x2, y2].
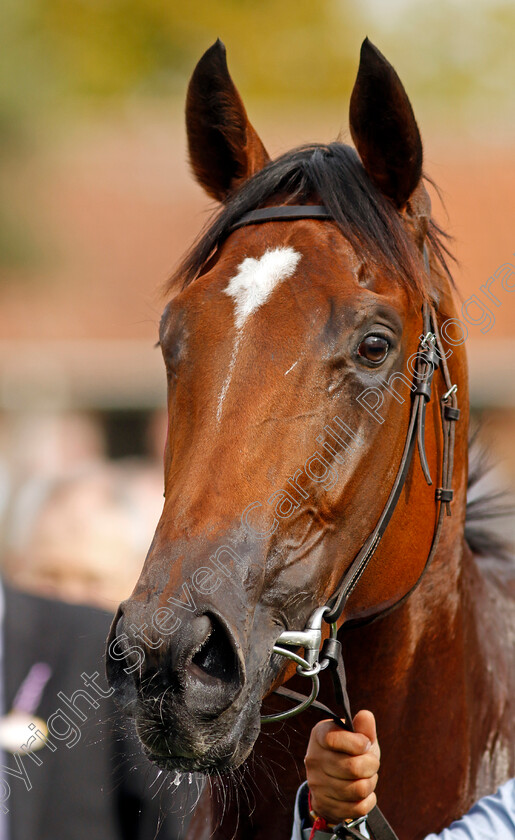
[290, 783, 305, 840]
[291, 780, 515, 840]
[424, 779, 515, 840]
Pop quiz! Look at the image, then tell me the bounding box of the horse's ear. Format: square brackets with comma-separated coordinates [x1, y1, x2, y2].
[186, 40, 270, 202]
[349, 39, 423, 209]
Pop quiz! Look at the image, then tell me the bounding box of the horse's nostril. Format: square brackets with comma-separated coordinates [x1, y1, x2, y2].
[189, 614, 240, 687]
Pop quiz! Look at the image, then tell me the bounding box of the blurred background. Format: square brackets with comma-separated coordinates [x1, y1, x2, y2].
[0, 0, 514, 611]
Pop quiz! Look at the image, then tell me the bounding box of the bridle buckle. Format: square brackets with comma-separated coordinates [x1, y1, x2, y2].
[330, 815, 368, 839]
[260, 606, 336, 723]
[442, 383, 458, 401]
[273, 605, 330, 676]
[420, 331, 436, 349]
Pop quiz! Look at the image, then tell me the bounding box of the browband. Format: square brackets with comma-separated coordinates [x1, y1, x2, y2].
[228, 205, 333, 232]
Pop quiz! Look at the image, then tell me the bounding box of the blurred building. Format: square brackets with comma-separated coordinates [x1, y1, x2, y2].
[0, 116, 514, 456]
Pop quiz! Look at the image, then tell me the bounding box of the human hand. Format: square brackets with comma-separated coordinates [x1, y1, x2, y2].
[304, 710, 380, 824]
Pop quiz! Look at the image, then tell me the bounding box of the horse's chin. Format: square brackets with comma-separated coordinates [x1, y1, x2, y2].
[139, 737, 255, 775]
[142, 750, 238, 775]
[135, 700, 261, 775]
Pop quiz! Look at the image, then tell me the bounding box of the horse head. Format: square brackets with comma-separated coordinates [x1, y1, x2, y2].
[106, 39, 468, 774]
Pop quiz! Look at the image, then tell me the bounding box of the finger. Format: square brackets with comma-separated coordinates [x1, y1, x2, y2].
[352, 710, 376, 742]
[343, 791, 378, 821]
[314, 720, 372, 756]
[310, 789, 377, 824]
[353, 709, 380, 759]
[309, 773, 378, 804]
[305, 750, 380, 782]
[352, 710, 376, 744]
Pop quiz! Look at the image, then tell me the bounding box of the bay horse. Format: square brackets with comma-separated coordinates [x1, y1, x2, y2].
[106, 39, 515, 840]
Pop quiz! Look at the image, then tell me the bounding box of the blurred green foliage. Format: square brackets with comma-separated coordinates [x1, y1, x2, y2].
[0, 0, 513, 270]
[0, 0, 363, 110]
[1, 0, 513, 113]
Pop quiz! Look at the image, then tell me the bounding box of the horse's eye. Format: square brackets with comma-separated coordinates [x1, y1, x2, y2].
[357, 335, 390, 364]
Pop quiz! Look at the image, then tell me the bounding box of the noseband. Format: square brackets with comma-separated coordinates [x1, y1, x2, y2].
[229, 205, 460, 838]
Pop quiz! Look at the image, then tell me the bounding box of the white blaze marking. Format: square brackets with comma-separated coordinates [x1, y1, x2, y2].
[216, 335, 241, 422]
[217, 247, 302, 421]
[224, 247, 302, 330]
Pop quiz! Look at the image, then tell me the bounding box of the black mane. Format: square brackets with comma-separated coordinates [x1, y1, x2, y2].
[170, 142, 452, 293]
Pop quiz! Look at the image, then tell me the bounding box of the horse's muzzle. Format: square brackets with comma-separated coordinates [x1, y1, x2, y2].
[106, 606, 245, 726]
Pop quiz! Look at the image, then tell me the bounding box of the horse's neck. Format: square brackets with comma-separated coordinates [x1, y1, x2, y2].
[331, 533, 513, 834]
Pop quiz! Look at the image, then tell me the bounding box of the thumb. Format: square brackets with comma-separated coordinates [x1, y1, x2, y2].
[352, 710, 378, 752]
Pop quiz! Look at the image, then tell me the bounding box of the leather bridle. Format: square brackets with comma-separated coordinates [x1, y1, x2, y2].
[229, 205, 460, 839]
